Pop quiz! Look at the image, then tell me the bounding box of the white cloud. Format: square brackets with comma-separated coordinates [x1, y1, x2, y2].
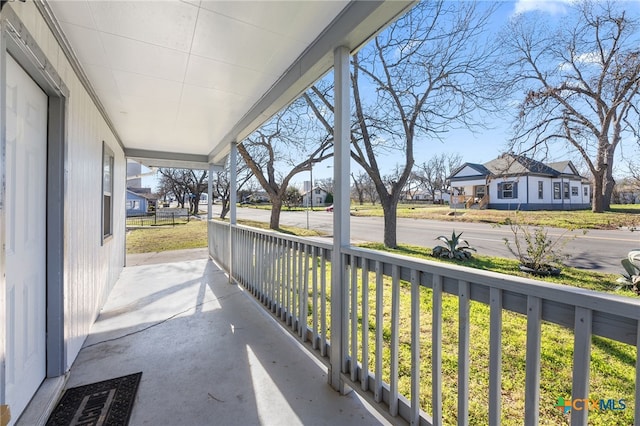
[559, 51, 603, 71]
[513, 0, 572, 15]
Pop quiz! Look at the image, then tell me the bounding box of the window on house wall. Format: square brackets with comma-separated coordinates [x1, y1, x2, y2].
[102, 142, 114, 242]
[497, 182, 517, 199]
[563, 182, 570, 199]
[571, 186, 578, 196]
[583, 187, 588, 197]
[553, 182, 561, 199]
[538, 181, 543, 199]
[474, 185, 485, 199]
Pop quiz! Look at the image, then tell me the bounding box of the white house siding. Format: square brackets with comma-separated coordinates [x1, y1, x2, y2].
[10, 2, 125, 370]
[528, 178, 553, 204]
[482, 176, 590, 210]
[487, 178, 527, 208]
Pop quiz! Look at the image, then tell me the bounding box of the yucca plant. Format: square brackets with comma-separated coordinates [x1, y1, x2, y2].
[432, 230, 476, 261]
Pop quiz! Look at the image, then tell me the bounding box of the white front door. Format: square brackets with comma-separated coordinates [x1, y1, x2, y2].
[5, 55, 48, 423]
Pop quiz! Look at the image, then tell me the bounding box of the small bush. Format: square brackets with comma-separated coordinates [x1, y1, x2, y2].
[502, 213, 574, 273]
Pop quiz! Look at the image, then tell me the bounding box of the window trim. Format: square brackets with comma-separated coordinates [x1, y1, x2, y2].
[102, 142, 114, 243]
[553, 182, 561, 200]
[538, 181, 543, 199]
[498, 181, 517, 199]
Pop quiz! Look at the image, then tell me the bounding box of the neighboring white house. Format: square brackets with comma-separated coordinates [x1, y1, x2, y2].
[302, 186, 331, 207]
[448, 153, 591, 210]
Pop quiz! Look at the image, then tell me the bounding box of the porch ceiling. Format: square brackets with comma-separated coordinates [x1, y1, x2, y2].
[45, 0, 413, 169]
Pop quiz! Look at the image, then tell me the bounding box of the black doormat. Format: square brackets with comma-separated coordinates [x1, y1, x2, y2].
[46, 372, 142, 426]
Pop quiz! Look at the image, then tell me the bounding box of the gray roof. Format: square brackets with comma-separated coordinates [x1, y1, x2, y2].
[483, 154, 560, 177]
[449, 153, 586, 181]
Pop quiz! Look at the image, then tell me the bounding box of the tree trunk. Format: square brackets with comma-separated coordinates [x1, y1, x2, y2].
[592, 172, 604, 213]
[270, 198, 283, 229]
[381, 195, 400, 248]
[219, 199, 230, 219]
[192, 195, 200, 215]
[603, 151, 616, 211]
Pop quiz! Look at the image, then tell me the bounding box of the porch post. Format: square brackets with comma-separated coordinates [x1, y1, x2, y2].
[329, 45, 350, 391]
[229, 142, 238, 283]
[207, 163, 214, 220]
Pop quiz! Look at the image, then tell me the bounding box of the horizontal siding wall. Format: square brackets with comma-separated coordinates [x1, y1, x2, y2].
[11, 2, 126, 369]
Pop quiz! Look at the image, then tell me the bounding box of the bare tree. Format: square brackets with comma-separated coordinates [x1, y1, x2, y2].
[283, 186, 302, 210]
[238, 99, 333, 229]
[157, 169, 188, 208]
[214, 158, 254, 220]
[351, 172, 367, 205]
[158, 168, 208, 215]
[414, 153, 463, 202]
[630, 164, 640, 184]
[315, 177, 334, 196]
[499, 1, 640, 212]
[308, 1, 498, 246]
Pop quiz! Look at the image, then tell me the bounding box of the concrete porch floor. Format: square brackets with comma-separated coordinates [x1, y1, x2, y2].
[47, 254, 391, 425]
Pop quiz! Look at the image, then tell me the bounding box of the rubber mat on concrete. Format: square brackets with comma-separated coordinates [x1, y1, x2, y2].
[46, 372, 142, 426]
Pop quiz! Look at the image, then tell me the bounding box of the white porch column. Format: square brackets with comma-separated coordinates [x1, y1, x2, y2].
[330, 45, 350, 391]
[207, 163, 214, 220]
[229, 142, 238, 283]
[230, 142, 238, 225]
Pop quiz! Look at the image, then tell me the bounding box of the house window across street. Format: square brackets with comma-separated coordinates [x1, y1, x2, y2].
[563, 182, 570, 199]
[571, 186, 578, 196]
[538, 181, 543, 199]
[498, 182, 516, 199]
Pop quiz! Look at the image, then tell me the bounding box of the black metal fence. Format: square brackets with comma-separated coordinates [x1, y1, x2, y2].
[126, 208, 190, 227]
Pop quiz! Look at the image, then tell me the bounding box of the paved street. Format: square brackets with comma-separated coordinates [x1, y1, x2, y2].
[214, 206, 639, 274]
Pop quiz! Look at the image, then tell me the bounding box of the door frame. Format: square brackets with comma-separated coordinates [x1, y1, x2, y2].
[0, 5, 68, 409]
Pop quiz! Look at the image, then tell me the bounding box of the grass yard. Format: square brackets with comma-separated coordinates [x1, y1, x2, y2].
[126, 218, 324, 254]
[126, 220, 208, 253]
[299, 244, 636, 425]
[350, 203, 640, 230]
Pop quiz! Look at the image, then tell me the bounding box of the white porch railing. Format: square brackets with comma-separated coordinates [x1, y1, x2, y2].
[209, 220, 640, 426]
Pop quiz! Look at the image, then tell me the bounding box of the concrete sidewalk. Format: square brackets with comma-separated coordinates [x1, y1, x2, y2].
[54, 256, 391, 426]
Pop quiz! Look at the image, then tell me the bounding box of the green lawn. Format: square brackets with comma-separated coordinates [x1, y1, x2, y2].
[307, 243, 636, 425]
[349, 203, 639, 230]
[126, 220, 208, 253]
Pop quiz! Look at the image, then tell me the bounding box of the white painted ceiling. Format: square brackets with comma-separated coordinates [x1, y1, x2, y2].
[47, 0, 413, 168]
